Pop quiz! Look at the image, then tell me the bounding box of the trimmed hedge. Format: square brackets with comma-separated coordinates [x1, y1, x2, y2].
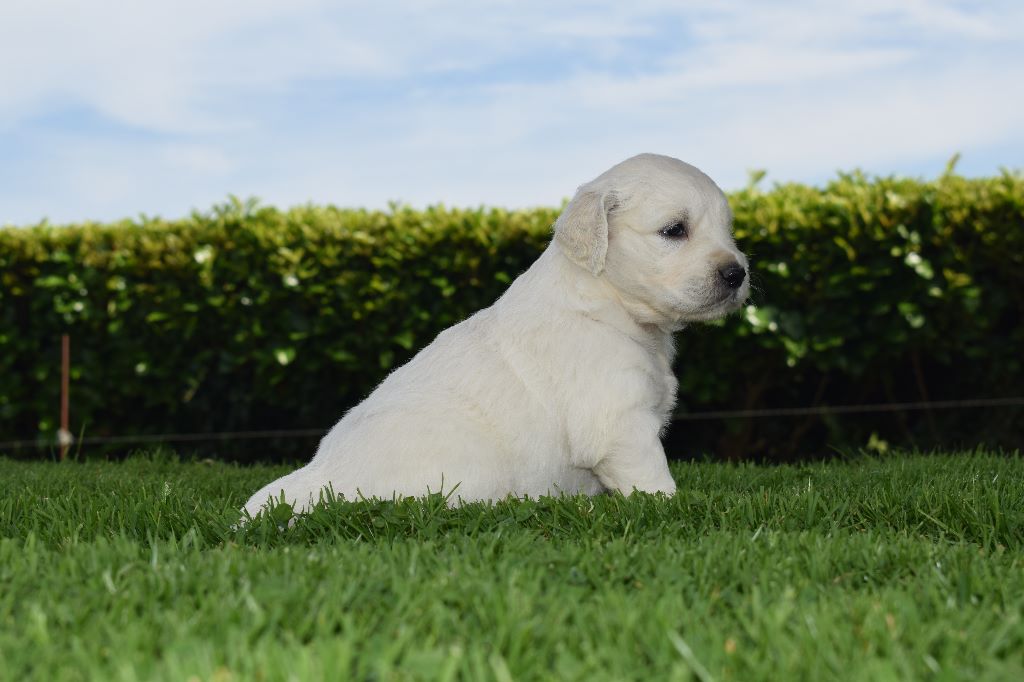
[2, 170, 1023, 461]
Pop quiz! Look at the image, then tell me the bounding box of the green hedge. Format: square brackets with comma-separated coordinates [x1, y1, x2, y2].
[2, 169, 1022, 461]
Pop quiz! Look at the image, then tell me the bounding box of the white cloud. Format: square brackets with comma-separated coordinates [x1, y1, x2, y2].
[1, 0, 1022, 224]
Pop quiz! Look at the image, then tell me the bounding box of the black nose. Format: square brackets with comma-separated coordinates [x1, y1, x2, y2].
[718, 262, 746, 289]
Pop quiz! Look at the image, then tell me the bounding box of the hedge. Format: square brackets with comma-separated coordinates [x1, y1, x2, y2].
[2, 169, 1023, 462]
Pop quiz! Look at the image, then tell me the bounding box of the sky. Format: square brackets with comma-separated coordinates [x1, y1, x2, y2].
[1, 0, 1023, 226]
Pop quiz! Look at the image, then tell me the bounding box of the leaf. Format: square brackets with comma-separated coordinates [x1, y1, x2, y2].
[274, 347, 296, 366]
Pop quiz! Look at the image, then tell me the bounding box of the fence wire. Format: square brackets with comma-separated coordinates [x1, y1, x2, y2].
[2, 396, 1022, 450]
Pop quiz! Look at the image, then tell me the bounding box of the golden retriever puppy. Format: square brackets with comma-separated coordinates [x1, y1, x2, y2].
[244, 153, 748, 515]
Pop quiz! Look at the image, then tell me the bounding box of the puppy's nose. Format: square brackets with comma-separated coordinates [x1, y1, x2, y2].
[718, 262, 746, 289]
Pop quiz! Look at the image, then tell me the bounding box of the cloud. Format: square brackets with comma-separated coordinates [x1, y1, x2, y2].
[1, 0, 1022, 224]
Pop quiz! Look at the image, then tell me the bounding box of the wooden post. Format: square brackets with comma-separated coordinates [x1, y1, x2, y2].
[59, 334, 70, 460]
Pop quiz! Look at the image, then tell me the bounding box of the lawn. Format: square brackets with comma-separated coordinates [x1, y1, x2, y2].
[1, 452, 1022, 681]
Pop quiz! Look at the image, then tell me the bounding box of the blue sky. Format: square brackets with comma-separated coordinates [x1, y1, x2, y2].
[2, 0, 1022, 225]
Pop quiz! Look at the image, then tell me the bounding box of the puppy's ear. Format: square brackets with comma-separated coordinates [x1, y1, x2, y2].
[554, 189, 617, 276]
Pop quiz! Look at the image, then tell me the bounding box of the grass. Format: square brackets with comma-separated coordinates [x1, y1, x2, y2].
[1, 452, 1022, 681]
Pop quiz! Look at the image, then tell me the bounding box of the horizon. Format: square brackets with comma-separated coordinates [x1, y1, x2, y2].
[5, 156, 1013, 229]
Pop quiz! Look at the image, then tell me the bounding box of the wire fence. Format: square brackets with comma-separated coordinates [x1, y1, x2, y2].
[0, 428, 327, 451]
[671, 396, 1024, 420]
[2, 396, 1023, 451]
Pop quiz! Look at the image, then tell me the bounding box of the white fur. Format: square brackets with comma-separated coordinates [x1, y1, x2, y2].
[243, 153, 748, 516]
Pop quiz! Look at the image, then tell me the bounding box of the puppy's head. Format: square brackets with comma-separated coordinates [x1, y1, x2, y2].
[554, 153, 749, 329]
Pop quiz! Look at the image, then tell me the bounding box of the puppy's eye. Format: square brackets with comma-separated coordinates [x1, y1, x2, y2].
[659, 221, 688, 239]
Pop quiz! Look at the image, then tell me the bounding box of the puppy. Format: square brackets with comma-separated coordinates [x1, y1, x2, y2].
[244, 153, 748, 516]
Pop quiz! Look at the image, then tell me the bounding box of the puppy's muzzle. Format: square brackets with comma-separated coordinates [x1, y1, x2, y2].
[718, 262, 747, 289]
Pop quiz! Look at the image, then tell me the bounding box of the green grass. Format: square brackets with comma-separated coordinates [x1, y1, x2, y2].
[1, 452, 1022, 681]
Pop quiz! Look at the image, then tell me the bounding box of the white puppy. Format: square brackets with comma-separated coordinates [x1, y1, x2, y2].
[244, 153, 748, 516]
